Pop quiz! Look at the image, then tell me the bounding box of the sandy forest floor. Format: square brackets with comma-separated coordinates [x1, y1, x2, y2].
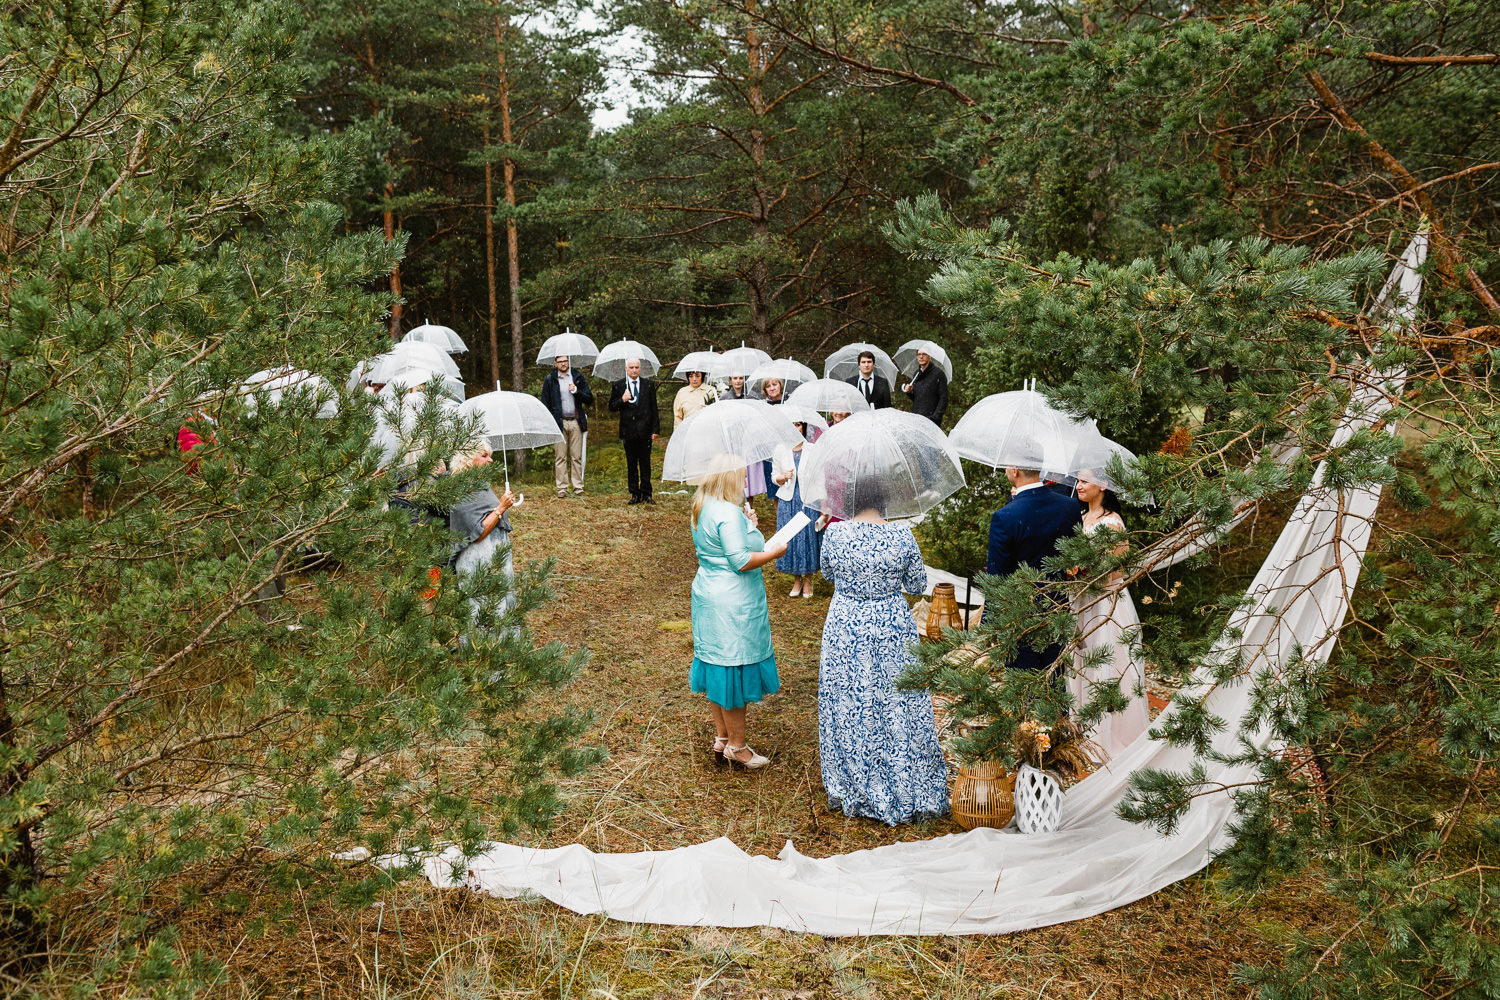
[202, 432, 1335, 999]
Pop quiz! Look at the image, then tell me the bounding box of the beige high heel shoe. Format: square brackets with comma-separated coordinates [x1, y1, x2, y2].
[724, 745, 770, 770]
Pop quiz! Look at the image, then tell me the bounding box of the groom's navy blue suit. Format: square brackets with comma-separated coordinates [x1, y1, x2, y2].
[987, 484, 1084, 673]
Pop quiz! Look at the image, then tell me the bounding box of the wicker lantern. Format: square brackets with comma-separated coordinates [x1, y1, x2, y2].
[925, 582, 962, 641]
[950, 759, 1015, 830]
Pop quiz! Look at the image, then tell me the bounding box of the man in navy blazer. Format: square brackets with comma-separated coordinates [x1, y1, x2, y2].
[987, 466, 1084, 674]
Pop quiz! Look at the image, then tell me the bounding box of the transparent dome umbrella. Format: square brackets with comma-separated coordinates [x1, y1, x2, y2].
[536, 329, 600, 367]
[377, 371, 465, 402]
[661, 399, 804, 483]
[786, 377, 872, 414]
[947, 383, 1092, 471]
[823, 342, 898, 385]
[747, 358, 818, 397]
[799, 409, 965, 520]
[402, 321, 467, 354]
[894, 339, 953, 382]
[458, 390, 565, 493]
[592, 339, 661, 381]
[367, 342, 462, 383]
[779, 401, 829, 436]
[371, 390, 462, 469]
[672, 350, 721, 379]
[1064, 424, 1138, 491]
[239, 366, 338, 418]
[707, 344, 773, 380]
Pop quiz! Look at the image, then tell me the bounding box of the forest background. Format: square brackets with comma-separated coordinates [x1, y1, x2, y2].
[3, 0, 1500, 997]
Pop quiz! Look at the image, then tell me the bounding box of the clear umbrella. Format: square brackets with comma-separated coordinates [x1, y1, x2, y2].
[823, 342, 898, 384]
[894, 339, 953, 382]
[786, 378, 872, 414]
[377, 370, 465, 402]
[536, 329, 600, 367]
[661, 399, 804, 483]
[779, 402, 828, 436]
[708, 344, 773, 380]
[947, 383, 1092, 471]
[403, 321, 467, 354]
[593, 339, 661, 381]
[799, 409, 965, 520]
[367, 342, 462, 382]
[459, 390, 565, 493]
[371, 390, 462, 469]
[240, 366, 339, 418]
[672, 350, 721, 379]
[1065, 425, 1137, 490]
[747, 358, 818, 397]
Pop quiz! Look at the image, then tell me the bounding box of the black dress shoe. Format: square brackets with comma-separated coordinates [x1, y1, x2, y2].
[628, 495, 642, 505]
[644, 496, 656, 505]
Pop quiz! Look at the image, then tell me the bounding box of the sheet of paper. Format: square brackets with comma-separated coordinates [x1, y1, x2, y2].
[764, 510, 811, 551]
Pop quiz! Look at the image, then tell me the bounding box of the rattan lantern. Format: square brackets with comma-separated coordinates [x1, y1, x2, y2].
[950, 759, 1015, 830]
[925, 582, 962, 641]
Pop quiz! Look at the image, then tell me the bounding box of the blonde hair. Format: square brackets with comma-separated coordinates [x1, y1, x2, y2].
[690, 459, 748, 527]
[450, 438, 493, 473]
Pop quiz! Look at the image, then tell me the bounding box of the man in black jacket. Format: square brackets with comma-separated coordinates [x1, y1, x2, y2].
[608, 358, 661, 504]
[903, 350, 948, 425]
[540, 355, 594, 497]
[844, 350, 892, 409]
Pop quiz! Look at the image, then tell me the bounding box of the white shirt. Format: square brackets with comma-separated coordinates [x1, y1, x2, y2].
[1012, 481, 1045, 496]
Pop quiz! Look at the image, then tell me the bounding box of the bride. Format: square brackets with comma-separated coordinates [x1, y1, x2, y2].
[1070, 470, 1152, 758]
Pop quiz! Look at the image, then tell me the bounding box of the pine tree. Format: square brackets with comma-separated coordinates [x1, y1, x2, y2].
[0, 2, 598, 991]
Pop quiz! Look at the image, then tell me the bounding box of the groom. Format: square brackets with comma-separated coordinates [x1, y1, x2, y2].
[986, 466, 1084, 675]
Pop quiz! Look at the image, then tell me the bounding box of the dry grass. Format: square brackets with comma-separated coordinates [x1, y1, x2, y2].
[170, 433, 1336, 998]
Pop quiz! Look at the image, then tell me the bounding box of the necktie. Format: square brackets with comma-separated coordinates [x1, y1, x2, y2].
[862, 378, 871, 401]
[630, 380, 638, 400]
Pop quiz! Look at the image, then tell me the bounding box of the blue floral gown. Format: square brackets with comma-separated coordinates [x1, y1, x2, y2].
[818, 521, 948, 824]
[775, 449, 821, 575]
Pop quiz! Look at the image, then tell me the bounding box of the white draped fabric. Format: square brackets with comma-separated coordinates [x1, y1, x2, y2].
[405, 237, 1425, 936]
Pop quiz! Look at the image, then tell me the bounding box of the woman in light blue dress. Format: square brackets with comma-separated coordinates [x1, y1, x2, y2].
[690, 460, 788, 769]
[818, 510, 949, 824]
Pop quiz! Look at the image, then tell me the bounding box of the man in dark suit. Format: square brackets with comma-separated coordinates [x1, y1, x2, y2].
[540, 354, 594, 497]
[902, 350, 948, 425]
[844, 350, 892, 408]
[608, 357, 660, 505]
[987, 466, 1085, 675]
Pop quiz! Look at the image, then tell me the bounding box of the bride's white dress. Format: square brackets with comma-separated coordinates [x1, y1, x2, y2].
[1070, 513, 1152, 759]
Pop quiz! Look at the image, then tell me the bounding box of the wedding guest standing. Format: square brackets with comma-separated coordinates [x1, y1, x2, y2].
[758, 377, 785, 404]
[1070, 471, 1150, 756]
[448, 439, 518, 634]
[818, 489, 948, 824]
[988, 466, 1084, 677]
[608, 358, 660, 505]
[771, 421, 820, 598]
[724, 374, 750, 400]
[845, 351, 891, 409]
[902, 350, 948, 425]
[690, 461, 787, 770]
[540, 354, 593, 498]
[673, 370, 715, 425]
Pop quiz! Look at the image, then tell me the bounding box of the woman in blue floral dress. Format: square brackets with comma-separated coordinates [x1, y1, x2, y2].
[818, 514, 949, 824]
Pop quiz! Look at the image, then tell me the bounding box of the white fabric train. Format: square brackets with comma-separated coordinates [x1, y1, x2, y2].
[407, 236, 1427, 936]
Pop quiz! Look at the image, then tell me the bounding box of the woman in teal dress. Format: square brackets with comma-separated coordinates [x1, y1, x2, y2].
[690, 459, 788, 769]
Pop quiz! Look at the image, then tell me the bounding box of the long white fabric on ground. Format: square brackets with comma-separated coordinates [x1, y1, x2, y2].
[409, 237, 1426, 936]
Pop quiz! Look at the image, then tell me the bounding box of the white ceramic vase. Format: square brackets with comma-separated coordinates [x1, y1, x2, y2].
[1013, 764, 1063, 834]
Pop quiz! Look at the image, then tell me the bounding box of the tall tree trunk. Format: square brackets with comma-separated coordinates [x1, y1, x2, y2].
[746, 6, 772, 351]
[497, 15, 524, 391]
[496, 12, 526, 472]
[483, 116, 501, 391]
[383, 182, 403, 339]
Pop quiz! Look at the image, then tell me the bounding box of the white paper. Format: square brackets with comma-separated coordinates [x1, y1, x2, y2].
[764, 511, 811, 550]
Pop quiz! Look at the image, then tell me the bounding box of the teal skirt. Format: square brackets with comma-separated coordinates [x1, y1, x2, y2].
[690, 654, 780, 710]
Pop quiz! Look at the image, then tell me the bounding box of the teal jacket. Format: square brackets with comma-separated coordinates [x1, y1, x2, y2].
[690, 499, 773, 666]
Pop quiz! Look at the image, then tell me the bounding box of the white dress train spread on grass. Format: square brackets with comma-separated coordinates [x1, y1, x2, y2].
[403, 236, 1427, 937]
